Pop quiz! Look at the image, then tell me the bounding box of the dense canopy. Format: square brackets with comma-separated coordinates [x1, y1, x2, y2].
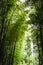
[0, 0, 43, 65]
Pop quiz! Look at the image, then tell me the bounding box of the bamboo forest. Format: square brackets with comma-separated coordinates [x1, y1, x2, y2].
[0, 0, 43, 65]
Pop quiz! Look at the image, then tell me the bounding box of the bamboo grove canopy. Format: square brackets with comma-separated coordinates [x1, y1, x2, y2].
[0, 0, 43, 65]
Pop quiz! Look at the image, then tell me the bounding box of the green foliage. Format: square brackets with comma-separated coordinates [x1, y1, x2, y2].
[0, 0, 42, 65]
